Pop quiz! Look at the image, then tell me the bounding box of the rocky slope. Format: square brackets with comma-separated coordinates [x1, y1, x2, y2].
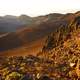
[37, 13, 80, 79]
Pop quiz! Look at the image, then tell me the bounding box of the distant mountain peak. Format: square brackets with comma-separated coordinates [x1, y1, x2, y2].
[19, 14, 31, 18]
[4, 15, 17, 19]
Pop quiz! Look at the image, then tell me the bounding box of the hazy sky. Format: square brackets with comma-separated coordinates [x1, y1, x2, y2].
[0, 0, 80, 17]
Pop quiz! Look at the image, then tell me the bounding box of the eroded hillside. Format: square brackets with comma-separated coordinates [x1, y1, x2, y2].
[37, 15, 80, 79]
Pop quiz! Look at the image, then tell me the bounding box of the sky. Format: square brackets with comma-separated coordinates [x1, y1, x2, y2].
[0, 0, 80, 17]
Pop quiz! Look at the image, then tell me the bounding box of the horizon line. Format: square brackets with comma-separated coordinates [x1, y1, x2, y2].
[0, 10, 79, 18]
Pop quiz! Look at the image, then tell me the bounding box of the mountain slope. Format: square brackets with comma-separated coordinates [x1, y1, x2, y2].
[0, 13, 64, 56]
[0, 11, 80, 56]
[0, 15, 33, 32]
[37, 14, 80, 79]
[1, 12, 80, 80]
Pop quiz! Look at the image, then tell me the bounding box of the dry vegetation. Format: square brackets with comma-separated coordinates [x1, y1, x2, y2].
[0, 15, 80, 80]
